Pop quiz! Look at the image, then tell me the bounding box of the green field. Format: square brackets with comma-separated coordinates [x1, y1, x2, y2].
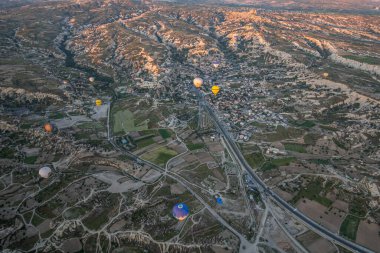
[0, 147, 15, 159]
[24, 156, 38, 164]
[260, 126, 303, 141]
[284, 143, 307, 153]
[291, 178, 333, 207]
[261, 162, 277, 171]
[349, 198, 368, 217]
[292, 120, 316, 129]
[113, 109, 148, 134]
[272, 157, 296, 166]
[244, 153, 265, 168]
[340, 215, 360, 240]
[158, 129, 172, 139]
[261, 157, 296, 171]
[135, 135, 155, 149]
[257, 126, 304, 142]
[141, 146, 178, 166]
[31, 214, 44, 226]
[303, 133, 320, 145]
[186, 142, 205, 151]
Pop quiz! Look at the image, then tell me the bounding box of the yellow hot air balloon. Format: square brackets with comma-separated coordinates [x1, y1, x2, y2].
[211, 85, 220, 96]
[193, 78, 203, 89]
[323, 72, 329, 78]
[95, 99, 102, 106]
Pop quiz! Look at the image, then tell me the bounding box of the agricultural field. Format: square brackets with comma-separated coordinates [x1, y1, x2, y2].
[141, 146, 178, 166]
[291, 178, 333, 207]
[283, 143, 307, 153]
[340, 215, 361, 241]
[244, 152, 265, 169]
[113, 109, 149, 133]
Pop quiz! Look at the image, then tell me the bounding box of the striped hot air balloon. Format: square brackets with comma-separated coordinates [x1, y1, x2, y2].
[211, 85, 220, 96]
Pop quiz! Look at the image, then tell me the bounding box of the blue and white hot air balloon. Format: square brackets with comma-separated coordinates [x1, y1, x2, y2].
[216, 197, 223, 205]
[212, 60, 220, 68]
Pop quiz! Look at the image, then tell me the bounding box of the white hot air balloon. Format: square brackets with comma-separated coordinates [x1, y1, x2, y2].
[39, 167, 52, 179]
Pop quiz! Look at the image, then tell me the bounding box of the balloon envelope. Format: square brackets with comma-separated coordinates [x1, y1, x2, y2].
[44, 123, 53, 133]
[216, 197, 223, 205]
[172, 203, 189, 221]
[96, 99, 102, 106]
[39, 167, 52, 179]
[89, 77, 95, 82]
[211, 85, 220, 95]
[193, 78, 203, 88]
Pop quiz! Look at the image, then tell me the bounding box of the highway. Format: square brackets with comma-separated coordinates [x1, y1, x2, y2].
[200, 95, 374, 253]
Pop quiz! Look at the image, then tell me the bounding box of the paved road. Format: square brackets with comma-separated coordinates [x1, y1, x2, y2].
[106, 105, 255, 252]
[200, 94, 373, 253]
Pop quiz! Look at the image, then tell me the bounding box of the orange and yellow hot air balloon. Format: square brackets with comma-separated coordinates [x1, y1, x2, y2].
[193, 77, 203, 89]
[44, 123, 53, 133]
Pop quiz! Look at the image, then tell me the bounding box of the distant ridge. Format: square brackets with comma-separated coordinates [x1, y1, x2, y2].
[154, 0, 380, 11]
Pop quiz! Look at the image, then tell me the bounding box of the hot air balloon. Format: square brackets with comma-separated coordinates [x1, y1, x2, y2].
[89, 77, 95, 83]
[172, 203, 189, 221]
[39, 166, 52, 179]
[216, 197, 223, 205]
[212, 61, 220, 68]
[211, 85, 220, 96]
[193, 78, 203, 89]
[323, 72, 329, 78]
[44, 123, 53, 133]
[95, 99, 102, 106]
